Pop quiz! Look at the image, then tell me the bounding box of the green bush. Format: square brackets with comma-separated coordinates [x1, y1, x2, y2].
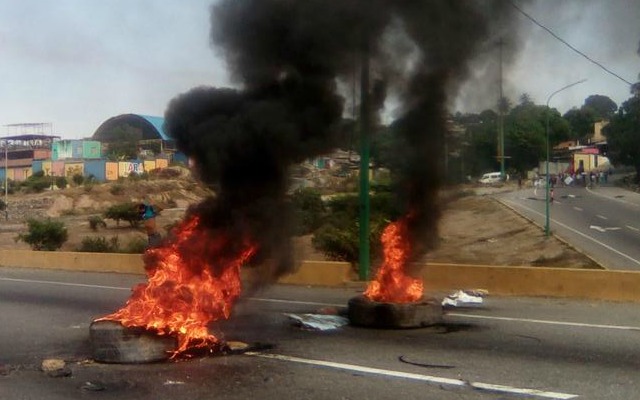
[104, 202, 141, 227]
[21, 174, 51, 193]
[88, 215, 107, 231]
[72, 174, 84, 186]
[55, 176, 68, 189]
[121, 236, 148, 254]
[311, 193, 401, 266]
[76, 236, 119, 253]
[311, 222, 359, 263]
[109, 184, 125, 195]
[0, 199, 5, 211]
[291, 187, 326, 235]
[16, 218, 68, 251]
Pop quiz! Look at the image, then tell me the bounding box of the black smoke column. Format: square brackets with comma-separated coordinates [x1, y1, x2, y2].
[164, 0, 521, 282]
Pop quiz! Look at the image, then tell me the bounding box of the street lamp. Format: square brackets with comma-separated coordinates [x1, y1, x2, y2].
[545, 79, 587, 237]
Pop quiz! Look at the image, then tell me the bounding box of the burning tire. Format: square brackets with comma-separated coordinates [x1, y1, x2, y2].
[90, 321, 177, 363]
[347, 295, 442, 329]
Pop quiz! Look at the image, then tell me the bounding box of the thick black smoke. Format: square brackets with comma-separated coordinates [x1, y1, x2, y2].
[164, 0, 520, 279]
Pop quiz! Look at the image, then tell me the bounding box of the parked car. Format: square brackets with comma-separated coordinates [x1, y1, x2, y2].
[479, 172, 507, 184]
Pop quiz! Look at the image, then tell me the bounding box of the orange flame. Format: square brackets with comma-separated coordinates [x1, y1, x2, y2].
[363, 216, 423, 303]
[97, 215, 257, 357]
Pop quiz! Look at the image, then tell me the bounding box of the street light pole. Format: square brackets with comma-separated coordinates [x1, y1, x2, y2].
[545, 79, 587, 237]
[358, 27, 371, 281]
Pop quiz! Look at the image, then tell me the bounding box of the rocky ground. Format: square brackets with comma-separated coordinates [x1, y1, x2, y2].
[0, 170, 600, 269]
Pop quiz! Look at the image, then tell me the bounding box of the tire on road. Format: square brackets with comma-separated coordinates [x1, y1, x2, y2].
[347, 295, 443, 329]
[90, 321, 177, 363]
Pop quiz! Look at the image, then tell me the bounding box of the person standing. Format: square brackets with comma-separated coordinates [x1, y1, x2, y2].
[138, 202, 162, 248]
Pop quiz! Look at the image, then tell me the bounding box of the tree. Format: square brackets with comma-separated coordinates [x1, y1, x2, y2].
[502, 101, 571, 174]
[563, 107, 597, 142]
[370, 125, 396, 169]
[498, 96, 512, 115]
[583, 95, 618, 121]
[519, 93, 534, 107]
[462, 110, 499, 176]
[603, 95, 640, 182]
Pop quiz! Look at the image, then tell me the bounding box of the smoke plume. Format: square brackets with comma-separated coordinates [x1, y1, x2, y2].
[164, 0, 521, 279]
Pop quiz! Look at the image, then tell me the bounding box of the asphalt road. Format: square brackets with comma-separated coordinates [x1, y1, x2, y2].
[497, 184, 640, 270]
[2, 267, 640, 399]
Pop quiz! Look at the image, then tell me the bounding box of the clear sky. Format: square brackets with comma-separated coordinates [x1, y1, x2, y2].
[1, 0, 639, 139]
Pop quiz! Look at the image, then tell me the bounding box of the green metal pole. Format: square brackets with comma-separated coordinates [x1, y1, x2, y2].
[545, 79, 587, 238]
[498, 38, 505, 179]
[545, 112, 550, 237]
[358, 36, 371, 281]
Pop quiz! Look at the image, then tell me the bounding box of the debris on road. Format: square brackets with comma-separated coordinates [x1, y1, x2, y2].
[442, 289, 486, 308]
[81, 381, 106, 391]
[398, 355, 455, 369]
[41, 358, 72, 378]
[163, 380, 186, 385]
[285, 313, 349, 331]
[222, 341, 274, 355]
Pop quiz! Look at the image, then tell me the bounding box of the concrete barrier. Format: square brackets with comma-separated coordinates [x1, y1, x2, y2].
[0, 250, 144, 274]
[2, 250, 640, 302]
[423, 263, 640, 303]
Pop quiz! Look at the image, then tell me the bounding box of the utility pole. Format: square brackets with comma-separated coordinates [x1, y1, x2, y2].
[358, 30, 371, 281]
[498, 38, 505, 179]
[3, 135, 8, 221]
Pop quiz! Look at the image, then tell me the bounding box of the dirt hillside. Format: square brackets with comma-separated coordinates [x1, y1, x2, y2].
[0, 170, 600, 269]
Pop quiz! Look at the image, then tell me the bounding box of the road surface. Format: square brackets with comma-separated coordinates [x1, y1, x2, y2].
[2, 267, 640, 399]
[497, 184, 640, 270]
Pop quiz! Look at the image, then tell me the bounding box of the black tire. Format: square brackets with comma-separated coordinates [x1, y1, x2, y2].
[347, 295, 442, 329]
[90, 321, 177, 363]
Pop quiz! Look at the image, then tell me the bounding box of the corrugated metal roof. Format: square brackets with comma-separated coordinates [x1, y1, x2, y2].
[136, 115, 170, 141]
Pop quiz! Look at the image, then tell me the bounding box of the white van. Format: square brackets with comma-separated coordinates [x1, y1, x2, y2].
[479, 172, 504, 184]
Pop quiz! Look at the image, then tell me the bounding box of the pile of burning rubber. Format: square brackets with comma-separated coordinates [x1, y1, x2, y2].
[348, 217, 442, 329]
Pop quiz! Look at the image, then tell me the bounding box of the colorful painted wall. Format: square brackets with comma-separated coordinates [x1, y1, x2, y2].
[17, 157, 171, 183]
[52, 140, 102, 161]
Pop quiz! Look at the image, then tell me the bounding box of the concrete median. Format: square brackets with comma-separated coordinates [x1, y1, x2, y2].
[1, 250, 639, 302]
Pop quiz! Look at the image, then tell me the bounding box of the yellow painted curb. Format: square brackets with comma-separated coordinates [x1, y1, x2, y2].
[2, 250, 640, 302]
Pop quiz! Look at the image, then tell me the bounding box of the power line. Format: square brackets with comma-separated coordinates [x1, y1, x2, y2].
[508, 0, 634, 87]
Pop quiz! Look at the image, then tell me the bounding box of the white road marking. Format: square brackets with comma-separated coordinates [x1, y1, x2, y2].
[248, 297, 344, 307]
[596, 215, 608, 220]
[573, 207, 583, 211]
[589, 225, 620, 232]
[2, 277, 639, 334]
[0, 276, 132, 290]
[446, 313, 640, 331]
[500, 199, 640, 267]
[626, 225, 640, 232]
[245, 352, 578, 399]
